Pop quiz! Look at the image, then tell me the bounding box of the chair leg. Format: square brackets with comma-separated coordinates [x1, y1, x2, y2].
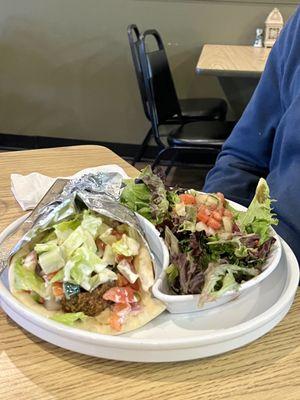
[165, 149, 178, 176]
[132, 128, 153, 166]
[152, 147, 173, 170]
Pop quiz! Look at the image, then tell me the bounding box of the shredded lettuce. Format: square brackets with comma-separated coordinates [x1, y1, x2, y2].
[81, 210, 103, 238]
[54, 218, 80, 244]
[34, 242, 65, 274]
[111, 234, 140, 257]
[14, 259, 46, 297]
[63, 246, 117, 291]
[51, 312, 86, 326]
[99, 227, 117, 245]
[61, 226, 96, 258]
[89, 269, 118, 291]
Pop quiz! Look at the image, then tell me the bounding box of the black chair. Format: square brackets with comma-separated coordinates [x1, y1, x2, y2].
[139, 29, 235, 170]
[127, 24, 228, 165]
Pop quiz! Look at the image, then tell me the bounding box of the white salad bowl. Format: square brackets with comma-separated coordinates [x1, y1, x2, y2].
[152, 200, 282, 314]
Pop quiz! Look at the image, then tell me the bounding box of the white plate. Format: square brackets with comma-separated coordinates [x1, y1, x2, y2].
[0, 215, 298, 362]
[152, 199, 282, 313]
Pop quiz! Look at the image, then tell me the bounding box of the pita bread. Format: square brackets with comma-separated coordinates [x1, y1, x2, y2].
[9, 242, 165, 336]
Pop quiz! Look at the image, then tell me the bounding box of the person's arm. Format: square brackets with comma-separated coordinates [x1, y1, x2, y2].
[203, 10, 298, 206]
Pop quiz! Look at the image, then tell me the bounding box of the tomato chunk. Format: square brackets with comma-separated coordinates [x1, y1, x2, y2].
[52, 282, 64, 297]
[211, 210, 223, 221]
[197, 211, 209, 223]
[207, 217, 222, 230]
[179, 194, 196, 205]
[198, 204, 211, 214]
[103, 286, 138, 303]
[109, 303, 131, 331]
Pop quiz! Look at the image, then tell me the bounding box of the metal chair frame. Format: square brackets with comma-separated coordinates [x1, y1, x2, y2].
[127, 24, 227, 167]
[139, 29, 226, 171]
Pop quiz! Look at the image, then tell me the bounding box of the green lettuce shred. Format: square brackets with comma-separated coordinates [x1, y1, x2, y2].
[51, 312, 86, 326]
[14, 259, 46, 297]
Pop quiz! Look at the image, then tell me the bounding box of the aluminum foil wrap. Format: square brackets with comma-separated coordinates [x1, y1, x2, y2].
[1, 172, 153, 270]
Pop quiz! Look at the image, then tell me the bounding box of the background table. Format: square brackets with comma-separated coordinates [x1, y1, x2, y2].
[196, 45, 271, 77]
[0, 145, 299, 400]
[196, 45, 271, 118]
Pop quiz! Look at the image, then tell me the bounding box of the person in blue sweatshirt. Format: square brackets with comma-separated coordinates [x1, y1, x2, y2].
[203, 8, 300, 263]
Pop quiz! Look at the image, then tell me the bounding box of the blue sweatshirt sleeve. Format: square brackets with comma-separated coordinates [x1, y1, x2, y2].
[203, 10, 298, 206]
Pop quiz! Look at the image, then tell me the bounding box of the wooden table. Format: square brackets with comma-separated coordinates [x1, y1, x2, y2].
[196, 45, 271, 77]
[196, 45, 271, 118]
[0, 145, 299, 400]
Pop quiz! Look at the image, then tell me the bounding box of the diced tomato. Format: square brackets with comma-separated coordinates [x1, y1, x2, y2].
[179, 194, 196, 205]
[52, 282, 64, 297]
[207, 217, 222, 230]
[199, 204, 211, 216]
[197, 211, 209, 223]
[117, 273, 130, 287]
[197, 203, 213, 223]
[96, 238, 106, 252]
[109, 303, 131, 331]
[103, 286, 138, 303]
[211, 210, 223, 222]
[223, 209, 233, 218]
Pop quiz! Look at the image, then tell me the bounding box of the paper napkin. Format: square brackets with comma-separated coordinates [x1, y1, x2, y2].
[11, 165, 128, 211]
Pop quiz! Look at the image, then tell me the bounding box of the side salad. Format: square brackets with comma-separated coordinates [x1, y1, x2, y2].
[121, 167, 278, 303]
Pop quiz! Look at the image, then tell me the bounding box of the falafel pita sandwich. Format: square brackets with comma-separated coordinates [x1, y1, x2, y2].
[8, 173, 165, 334]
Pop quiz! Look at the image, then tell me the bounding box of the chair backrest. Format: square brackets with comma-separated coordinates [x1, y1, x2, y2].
[127, 24, 150, 120]
[139, 29, 182, 126]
